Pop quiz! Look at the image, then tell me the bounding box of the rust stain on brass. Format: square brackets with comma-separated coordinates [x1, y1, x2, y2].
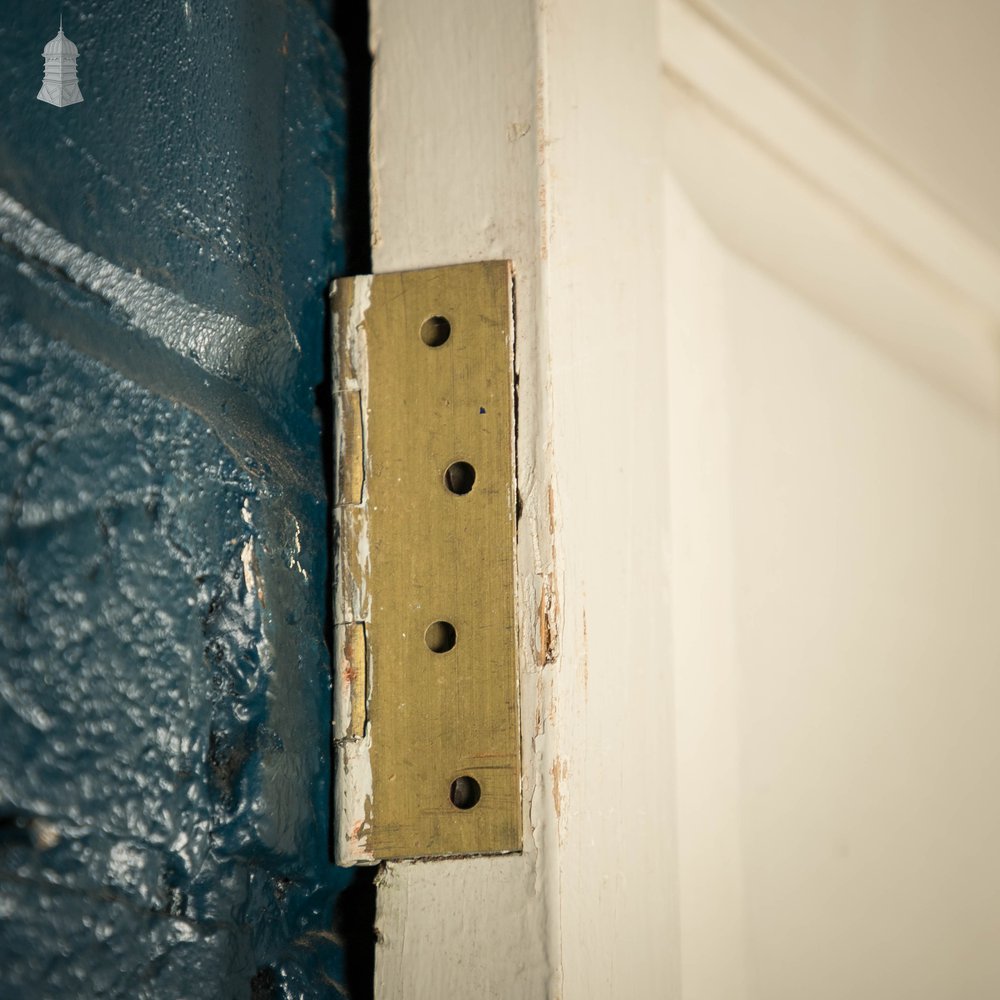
[332, 261, 521, 862]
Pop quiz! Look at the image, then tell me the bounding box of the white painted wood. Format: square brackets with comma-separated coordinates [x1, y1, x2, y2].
[665, 176, 1000, 998]
[370, 0, 1000, 997]
[369, 2, 555, 998]
[370, 0, 679, 996]
[660, 5, 1000, 997]
[664, 176, 749, 1000]
[537, 0, 682, 996]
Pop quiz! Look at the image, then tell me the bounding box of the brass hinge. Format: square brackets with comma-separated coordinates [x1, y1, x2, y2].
[331, 261, 521, 864]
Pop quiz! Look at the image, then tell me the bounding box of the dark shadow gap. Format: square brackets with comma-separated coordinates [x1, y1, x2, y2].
[322, 2, 376, 999]
[331, 0, 373, 277]
[333, 867, 379, 1000]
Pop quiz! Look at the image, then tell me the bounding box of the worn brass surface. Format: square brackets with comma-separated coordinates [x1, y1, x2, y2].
[335, 261, 521, 860]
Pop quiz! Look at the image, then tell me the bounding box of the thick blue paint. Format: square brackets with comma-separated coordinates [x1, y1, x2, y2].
[0, 2, 351, 997]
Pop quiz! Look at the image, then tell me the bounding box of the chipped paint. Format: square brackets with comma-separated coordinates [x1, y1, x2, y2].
[332, 622, 373, 865]
[241, 537, 257, 594]
[240, 535, 266, 606]
[334, 726, 375, 865]
[287, 517, 309, 581]
[550, 756, 568, 821]
[536, 483, 561, 669]
[538, 586, 555, 667]
[348, 274, 372, 364]
[331, 276, 375, 867]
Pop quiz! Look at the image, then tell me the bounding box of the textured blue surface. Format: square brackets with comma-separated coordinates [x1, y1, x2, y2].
[0, 2, 350, 996]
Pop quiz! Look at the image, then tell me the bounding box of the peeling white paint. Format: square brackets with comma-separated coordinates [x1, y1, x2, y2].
[288, 517, 308, 581]
[331, 662, 353, 744]
[331, 272, 375, 866]
[333, 273, 371, 395]
[334, 726, 375, 865]
[349, 274, 371, 358]
[240, 537, 257, 597]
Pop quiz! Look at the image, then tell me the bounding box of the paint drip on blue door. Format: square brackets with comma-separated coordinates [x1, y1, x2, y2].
[0, 2, 359, 996]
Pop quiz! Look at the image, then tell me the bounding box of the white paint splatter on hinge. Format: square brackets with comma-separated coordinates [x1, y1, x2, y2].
[331, 276, 376, 866]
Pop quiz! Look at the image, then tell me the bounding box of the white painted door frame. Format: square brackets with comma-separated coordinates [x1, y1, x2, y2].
[367, 2, 1000, 997]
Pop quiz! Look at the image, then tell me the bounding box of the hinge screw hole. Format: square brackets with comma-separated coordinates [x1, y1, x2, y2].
[444, 461, 476, 495]
[420, 315, 451, 347]
[425, 620, 457, 653]
[450, 776, 481, 810]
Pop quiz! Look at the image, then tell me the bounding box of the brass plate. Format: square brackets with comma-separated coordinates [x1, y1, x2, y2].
[332, 261, 521, 862]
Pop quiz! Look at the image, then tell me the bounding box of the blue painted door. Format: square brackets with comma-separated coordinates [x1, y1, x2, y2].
[0, 2, 357, 996]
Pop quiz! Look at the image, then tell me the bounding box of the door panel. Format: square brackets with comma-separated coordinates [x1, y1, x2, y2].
[667, 177, 1000, 1000]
